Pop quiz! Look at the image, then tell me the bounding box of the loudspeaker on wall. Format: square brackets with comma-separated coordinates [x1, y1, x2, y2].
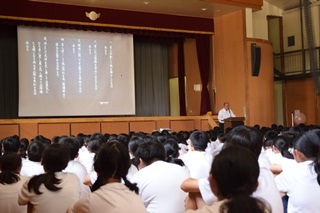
[251, 43, 261, 77]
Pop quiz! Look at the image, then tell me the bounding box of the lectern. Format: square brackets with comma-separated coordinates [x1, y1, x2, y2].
[224, 117, 245, 132]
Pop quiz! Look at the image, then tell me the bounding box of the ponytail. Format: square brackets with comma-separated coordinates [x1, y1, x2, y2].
[0, 171, 20, 184]
[27, 171, 61, 195]
[122, 176, 139, 194]
[91, 175, 104, 192]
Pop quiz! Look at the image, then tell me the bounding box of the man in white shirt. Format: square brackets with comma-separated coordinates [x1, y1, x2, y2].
[217, 102, 236, 132]
[131, 139, 190, 213]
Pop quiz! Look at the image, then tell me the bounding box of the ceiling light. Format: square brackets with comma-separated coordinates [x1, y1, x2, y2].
[143, 1, 150, 4]
[201, 8, 207, 11]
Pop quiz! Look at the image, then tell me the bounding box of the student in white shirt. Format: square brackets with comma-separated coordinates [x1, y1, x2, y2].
[181, 126, 283, 213]
[131, 139, 190, 213]
[179, 131, 213, 179]
[185, 146, 271, 213]
[20, 141, 45, 177]
[275, 129, 320, 213]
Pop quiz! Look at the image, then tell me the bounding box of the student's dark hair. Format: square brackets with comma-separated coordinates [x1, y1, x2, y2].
[90, 132, 107, 143]
[19, 138, 29, 158]
[32, 135, 51, 146]
[58, 136, 80, 160]
[27, 144, 70, 195]
[0, 152, 21, 184]
[293, 130, 320, 185]
[87, 138, 102, 154]
[91, 140, 139, 193]
[135, 139, 165, 166]
[273, 135, 294, 159]
[224, 126, 263, 158]
[28, 141, 46, 162]
[211, 146, 270, 213]
[189, 131, 209, 151]
[2, 136, 21, 153]
[163, 140, 184, 167]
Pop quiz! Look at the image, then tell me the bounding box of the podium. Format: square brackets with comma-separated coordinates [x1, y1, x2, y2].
[224, 117, 245, 132]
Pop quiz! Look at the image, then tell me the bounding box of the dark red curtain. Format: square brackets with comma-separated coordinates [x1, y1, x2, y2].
[196, 34, 211, 115]
[178, 40, 187, 116]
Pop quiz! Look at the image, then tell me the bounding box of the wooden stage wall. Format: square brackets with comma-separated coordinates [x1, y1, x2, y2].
[0, 116, 218, 140]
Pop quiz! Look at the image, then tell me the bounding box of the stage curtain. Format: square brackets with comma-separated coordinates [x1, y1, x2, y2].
[134, 39, 169, 116]
[196, 34, 211, 115]
[178, 40, 187, 116]
[0, 24, 18, 118]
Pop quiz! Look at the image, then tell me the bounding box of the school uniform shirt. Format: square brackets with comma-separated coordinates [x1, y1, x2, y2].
[198, 153, 283, 213]
[67, 182, 146, 213]
[179, 151, 213, 179]
[131, 160, 190, 213]
[78, 151, 95, 174]
[63, 160, 91, 198]
[18, 172, 81, 213]
[0, 175, 29, 213]
[20, 159, 44, 177]
[275, 160, 320, 213]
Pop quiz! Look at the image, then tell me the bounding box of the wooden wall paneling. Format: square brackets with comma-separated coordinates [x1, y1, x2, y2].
[101, 122, 129, 134]
[284, 78, 317, 125]
[129, 121, 156, 133]
[184, 38, 202, 116]
[71, 122, 101, 136]
[0, 124, 19, 139]
[246, 39, 275, 126]
[201, 119, 212, 131]
[156, 120, 170, 130]
[38, 123, 70, 140]
[19, 123, 38, 140]
[213, 10, 247, 118]
[170, 120, 195, 132]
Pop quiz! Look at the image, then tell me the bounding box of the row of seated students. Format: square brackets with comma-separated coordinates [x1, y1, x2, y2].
[0, 123, 319, 213]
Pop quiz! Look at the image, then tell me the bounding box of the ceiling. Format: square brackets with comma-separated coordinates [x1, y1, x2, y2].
[30, 0, 310, 19]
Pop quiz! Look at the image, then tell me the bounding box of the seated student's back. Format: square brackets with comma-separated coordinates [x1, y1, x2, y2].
[18, 144, 81, 213]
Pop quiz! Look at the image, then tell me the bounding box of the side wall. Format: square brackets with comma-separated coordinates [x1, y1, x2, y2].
[213, 9, 275, 126]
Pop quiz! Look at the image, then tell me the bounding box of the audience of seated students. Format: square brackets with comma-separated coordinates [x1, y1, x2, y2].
[0, 123, 319, 212]
[275, 129, 320, 213]
[186, 145, 271, 213]
[58, 136, 91, 198]
[18, 143, 81, 213]
[0, 152, 29, 213]
[179, 131, 213, 179]
[67, 140, 146, 213]
[181, 125, 283, 213]
[20, 141, 45, 177]
[131, 139, 190, 213]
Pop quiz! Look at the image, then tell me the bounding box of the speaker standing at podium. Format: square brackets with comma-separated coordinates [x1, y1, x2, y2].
[218, 102, 236, 132]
